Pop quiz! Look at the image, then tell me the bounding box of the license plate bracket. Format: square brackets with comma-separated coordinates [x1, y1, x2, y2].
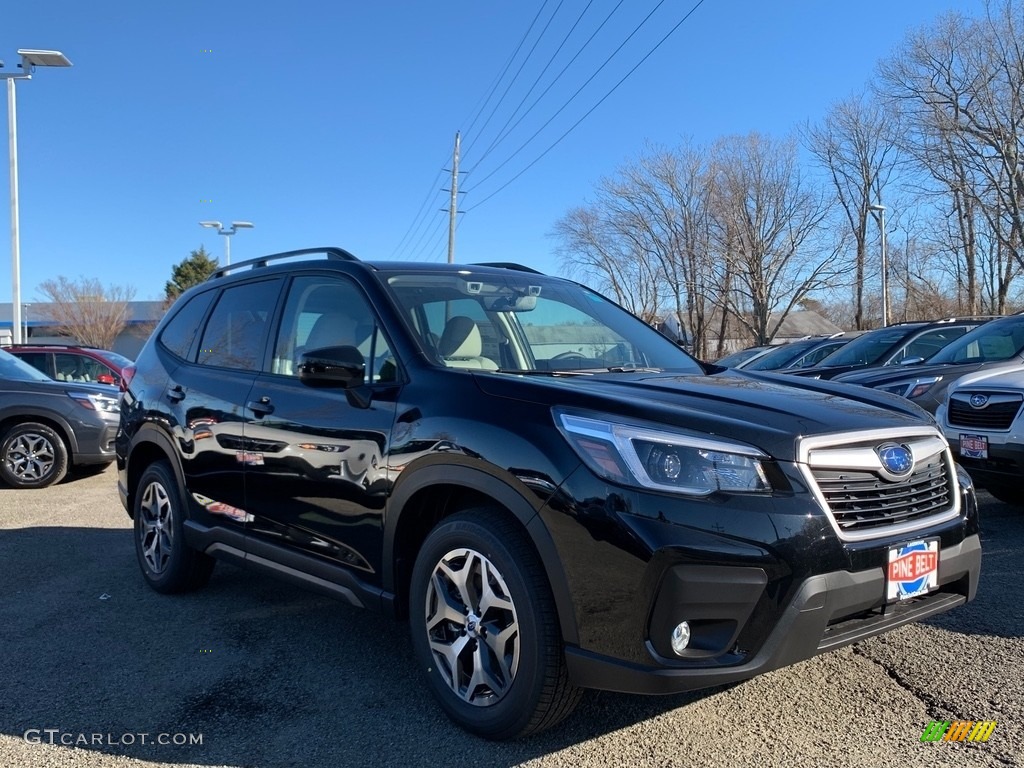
[960, 433, 989, 459]
[886, 539, 939, 602]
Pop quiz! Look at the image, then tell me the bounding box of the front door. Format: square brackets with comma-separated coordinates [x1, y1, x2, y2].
[242, 274, 401, 578]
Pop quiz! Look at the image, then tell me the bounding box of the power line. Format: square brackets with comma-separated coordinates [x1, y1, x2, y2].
[461, 0, 558, 161]
[464, 0, 707, 213]
[472, 0, 613, 170]
[390, 165, 449, 259]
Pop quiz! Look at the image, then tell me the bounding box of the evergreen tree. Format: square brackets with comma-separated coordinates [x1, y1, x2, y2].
[165, 246, 219, 302]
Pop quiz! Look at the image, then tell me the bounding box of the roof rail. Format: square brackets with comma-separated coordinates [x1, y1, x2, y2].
[468, 262, 545, 275]
[209, 247, 359, 280]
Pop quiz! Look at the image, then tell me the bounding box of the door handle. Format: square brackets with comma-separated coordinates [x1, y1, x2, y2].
[247, 396, 274, 416]
[166, 384, 186, 403]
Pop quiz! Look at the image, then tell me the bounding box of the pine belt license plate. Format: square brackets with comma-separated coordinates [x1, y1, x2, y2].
[960, 433, 988, 459]
[886, 539, 939, 602]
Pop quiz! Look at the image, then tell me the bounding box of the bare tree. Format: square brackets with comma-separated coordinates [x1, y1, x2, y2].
[37, 276, 136, 350]
[709, 133, 852, 345]
[877, 0, 1024, 308]
[804, 92, 902, 329]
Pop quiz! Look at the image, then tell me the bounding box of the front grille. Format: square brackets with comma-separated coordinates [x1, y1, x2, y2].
[948, 394, 1022, 430]
[801, 430, 959, 541]
[812, 452, 952, 534]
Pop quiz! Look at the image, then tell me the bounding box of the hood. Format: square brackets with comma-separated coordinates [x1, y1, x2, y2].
[473, 368, 929, 461]
[947, 363, 1024, 393]
[833, 362, 964, 386]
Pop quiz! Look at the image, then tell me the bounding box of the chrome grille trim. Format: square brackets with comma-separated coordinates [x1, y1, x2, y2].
[796, 427, 961, 542]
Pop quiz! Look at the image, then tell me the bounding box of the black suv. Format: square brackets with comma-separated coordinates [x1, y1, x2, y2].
[785, 318, 993, 380]
[1, 347, 120, 488]
[116, 249, 981, 739]
[832, 314, 1024, 413]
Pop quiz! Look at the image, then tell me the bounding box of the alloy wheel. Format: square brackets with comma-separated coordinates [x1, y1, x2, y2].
[4, 431, 56, 483]
[424, 547, 520, 706]
[138, 480, 174, 575]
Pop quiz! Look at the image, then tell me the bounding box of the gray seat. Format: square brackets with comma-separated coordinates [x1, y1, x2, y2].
[438, 316, 498, 370]
[304, 312, 358, 351]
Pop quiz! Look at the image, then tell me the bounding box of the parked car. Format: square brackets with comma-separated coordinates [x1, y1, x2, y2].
[832, 313, 1024, 413]
[5, 344, 133, 388]
[936, 365, 1024, 506]
[787, 318, 994, 380]
[735, 333, 856, 372]
[0, 347, 120, 488]
[713, 344, 773, 367]
[117, 248, 980, 739]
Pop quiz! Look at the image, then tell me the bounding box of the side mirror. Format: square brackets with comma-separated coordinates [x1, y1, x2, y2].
[97, 373, 115, 385]
[298, 346, 366, 389]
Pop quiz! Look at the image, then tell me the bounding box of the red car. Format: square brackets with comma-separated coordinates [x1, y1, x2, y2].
[3, 344, 133, 388]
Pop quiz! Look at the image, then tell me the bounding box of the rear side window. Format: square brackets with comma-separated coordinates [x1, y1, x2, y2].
[198, 280, 281, 370]
[160, 290, 216, 360]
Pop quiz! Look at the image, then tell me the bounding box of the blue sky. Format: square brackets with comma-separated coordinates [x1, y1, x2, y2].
[2, 0, 983, 303]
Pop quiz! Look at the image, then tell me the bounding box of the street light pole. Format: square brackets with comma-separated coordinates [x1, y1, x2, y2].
[1, 49, 73, 344]
[869, 203, 888, 327]
[199, 220, 254, 266]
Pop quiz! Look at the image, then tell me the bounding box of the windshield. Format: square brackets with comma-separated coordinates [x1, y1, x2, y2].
[813, 326, 921, 367]
[928, 317, 1024, 364]
[0, 348, 53, 382]
[102, 351, 134, 369]
[740, 339, 822, 371]
[382, 269, 703, 374]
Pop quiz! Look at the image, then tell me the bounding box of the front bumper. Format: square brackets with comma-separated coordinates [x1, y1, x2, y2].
[950, 441, 1024, 492]
[74, 421, 119, 465]
[565, 533, 981, 695]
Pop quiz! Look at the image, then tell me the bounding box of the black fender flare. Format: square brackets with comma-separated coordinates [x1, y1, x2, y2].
[124, 423, 186, 507]
[383, 463, 579, 646]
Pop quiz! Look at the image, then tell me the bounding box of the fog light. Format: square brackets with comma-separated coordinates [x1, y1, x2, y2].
[670, 621, 691, 656]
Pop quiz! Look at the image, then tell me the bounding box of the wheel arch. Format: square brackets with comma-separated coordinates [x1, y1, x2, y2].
[123, 425, 185, 519]
[0, 410, 78, 457]
[384, 464, 579, 646]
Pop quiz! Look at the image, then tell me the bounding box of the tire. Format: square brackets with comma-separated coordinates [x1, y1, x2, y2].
[0, 422, 69, 489]
[409, 508, 581, 739]
[985, 485, 1024, 507]
[133, 461, 215, 593]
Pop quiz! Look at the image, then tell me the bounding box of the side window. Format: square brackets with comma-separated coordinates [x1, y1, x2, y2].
[54, 354, 112, 383]
[14, 352, 48, 377]
[900, 328, 969, 362]
[197, 280, 281, 370]
[272, 275, 395, 384]
[160, 290, 216, 360]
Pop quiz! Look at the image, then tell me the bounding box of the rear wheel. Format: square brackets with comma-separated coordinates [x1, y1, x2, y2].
[133, 461, 215, 593]
[0, 422, 68, 489]
[409, 508, 580, 739]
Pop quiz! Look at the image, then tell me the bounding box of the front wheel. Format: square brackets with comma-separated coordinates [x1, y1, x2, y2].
[133, 461, 215, 593]
[409, 509, 580, 739]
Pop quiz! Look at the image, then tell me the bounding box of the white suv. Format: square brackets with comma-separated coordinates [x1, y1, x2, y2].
[937, 365, 1024, 505]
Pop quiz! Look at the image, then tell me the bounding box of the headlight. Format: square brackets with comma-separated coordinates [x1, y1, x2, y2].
[68, 390, 120, 414]
[877, 376, 942, 399]
[555, 411, 771, 495]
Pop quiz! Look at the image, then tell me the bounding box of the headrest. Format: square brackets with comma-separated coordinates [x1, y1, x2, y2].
[306, 312, 357, 350]
[438, 316, 482, 358]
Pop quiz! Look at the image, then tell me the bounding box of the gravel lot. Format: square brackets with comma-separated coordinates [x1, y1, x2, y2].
[1, 465, 1021, 768]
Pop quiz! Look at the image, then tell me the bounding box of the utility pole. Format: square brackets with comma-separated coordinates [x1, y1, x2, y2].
[446, 131, 460, 264]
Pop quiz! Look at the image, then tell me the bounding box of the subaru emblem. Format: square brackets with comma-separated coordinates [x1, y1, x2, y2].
[969, 393, 989, 408]
[876, 443, 914, 479]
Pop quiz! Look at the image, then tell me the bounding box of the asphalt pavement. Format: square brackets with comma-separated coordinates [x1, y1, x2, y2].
[1, 465, 1021, 768]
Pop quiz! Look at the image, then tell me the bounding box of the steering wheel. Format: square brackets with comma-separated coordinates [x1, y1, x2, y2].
[552, 351, 587, 360]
